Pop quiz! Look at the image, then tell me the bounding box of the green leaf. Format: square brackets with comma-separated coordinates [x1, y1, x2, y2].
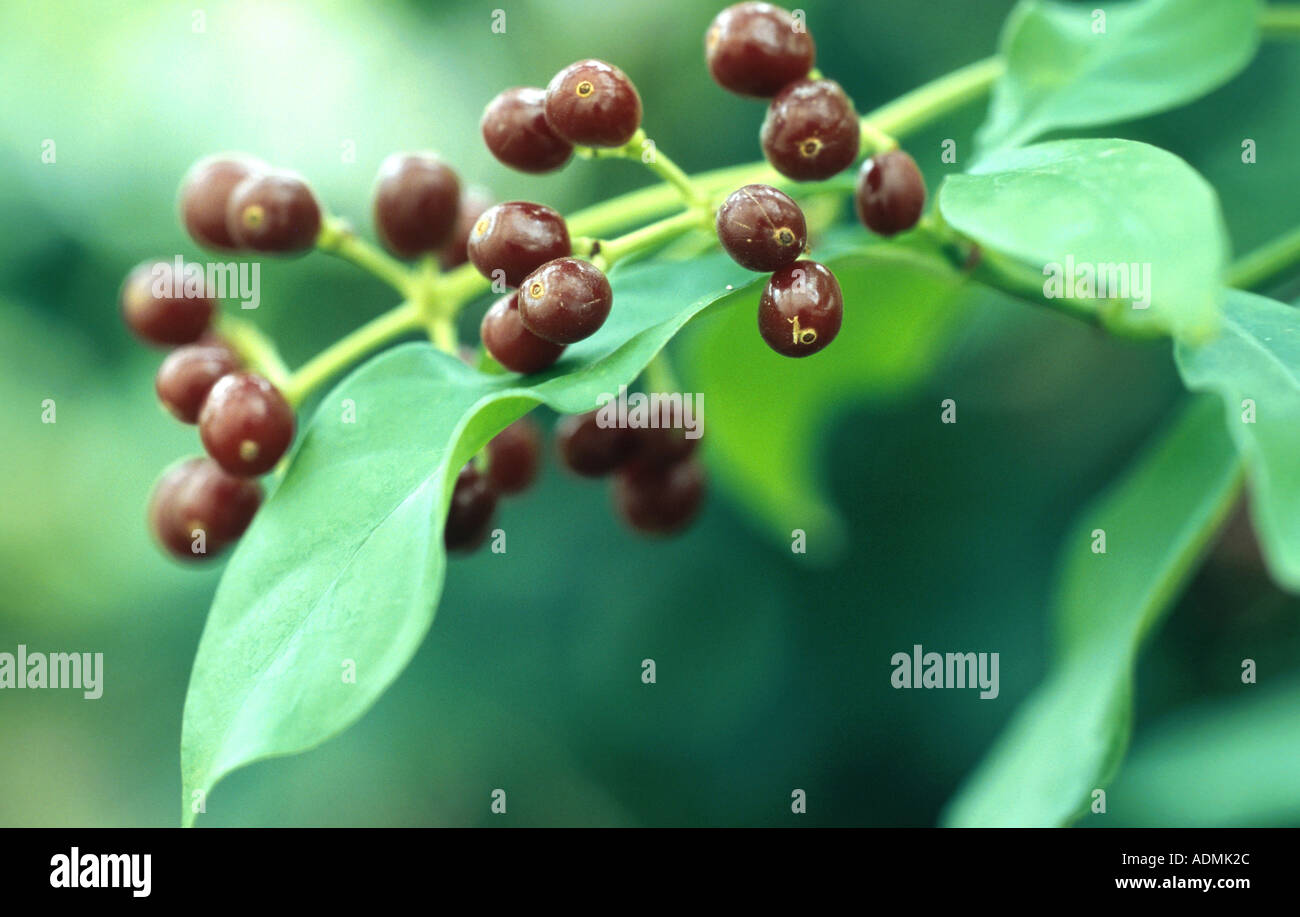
[181, 252, 754, 825]
[681, 244, 966, 552]
[942, 396, 1242, 827]
[978, 0, 1259, 153]
[939, 138, 1228, 340]
[1176, 289, 1300, 591]
[1108, 678, 1300, 826]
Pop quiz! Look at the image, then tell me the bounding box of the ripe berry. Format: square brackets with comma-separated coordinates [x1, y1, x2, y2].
[482, 87, 574, 173]
[488, 417, 542, 495]
[716, 184, 807, 271]
[120, 259, 216, 347]
[757, 260, 843, 357]
[630, 424, 699, 468]
[706, 2, 815, 98]
[439, 188, 493, 270]
[481, 292, 566, 374]
[149, 457, 261, 560]
[372, 153, 461, 257]
[855, 150, 927, 237]
[760, 79, 859, 181]
[612, 458, 705, 535]
[468, 201, 571, 288]
[155, 343, 241, 424]
[198, 372, 295, 476]
[179, 154, 268, 251]
[518, 258, 612, 345]
[226, 171, 322, 254]
[444, 463, 498, 552]
[556, 411, 635, 477]
[544, 59, 642, 148]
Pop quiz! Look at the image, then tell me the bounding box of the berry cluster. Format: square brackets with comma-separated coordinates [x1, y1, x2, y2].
[556, 411, 705, 535]
[121, 242, 296, 559]
[474, 57, 649, 371]
[127, 4, 930, 561]
[705, 2, 929, 358]
[444, 415, 543, 552]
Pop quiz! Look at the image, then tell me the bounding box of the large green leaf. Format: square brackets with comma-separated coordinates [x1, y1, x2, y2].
[1107, 678, 1300, 826]
[181, 251, 757, 825]
[978, 0, 1258, 154]
[682, 244, 966, 552]
[942, 396, 1242, 827]
[939, 138, 1228, 341]
[1176, 289, 1300, 591]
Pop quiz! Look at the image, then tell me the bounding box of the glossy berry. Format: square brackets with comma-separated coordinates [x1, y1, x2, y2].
[855, 150, 927, 237]
[482, 87, 574, 173]
[760, 79, 859, 181]
[467, 201, 571, 288]
[179, 154, 267, 251]
[488, 417, 542, 495]
[481, 292, 565, 374]
[757, 260, 843, 357]
[705, 2, 815, 98]
[198, 372, 295, 476]
[716, 184, 807, 271]
[372, 153, 461, 257]
[518, 258, 612, 345]
[556, 410, 635, 477]
[149, 457, 261, 560]
[226, 171, 322, 254]
[444, 463, 498, 552]
[439, 188, 493, 270]
[630, 424, 699, 469]
[612, 458, 705, 535]
[544, 59, 642, 148]
[120, 259, 216, 347]
[155, 343, 241, 424]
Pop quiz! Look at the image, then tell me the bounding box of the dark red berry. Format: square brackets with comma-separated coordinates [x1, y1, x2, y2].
[481, 292, 566, 374]
[518, 258, 612, 345]
[149, 457, 261, 560]
[482, 87, 574, 173]
[488, 417, 542, 495]
[706, 2, 815, 98]
[855, 150, 927, 237]
[467, 201, 571, 288]
[544, 59, 643, 148]
[612, 458, 705, 535]
[439, 188, 493, 270]
[716, 183, 807, 271]
[372, 153, 461, 257]
[757, 260, 843, 357]
[556, 410, 635, 477]
[630, 424, 699, 469]
[179, 154, 267, 251]
[226, 171, 322, 254]
[120, 259, 216, 347]
[444, 463, 498, 552]
[155, 344, 241, 424]
[760, 79, 859, 181]
[198, 372, 296, 476]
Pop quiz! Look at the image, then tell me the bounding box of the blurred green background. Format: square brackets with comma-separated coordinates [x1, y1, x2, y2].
[2, 0, 1299, 826]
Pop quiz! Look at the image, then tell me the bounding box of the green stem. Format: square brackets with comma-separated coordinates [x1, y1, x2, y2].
[217, 315, 292, 388]
[860, 120, 899, 153]
[316, 217, 416, 297]
[281, 301, 422, 407]
[596, 208, 712, 268]
[1261, 5, 1300, 38]
[1226, 224, 1300, 288]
